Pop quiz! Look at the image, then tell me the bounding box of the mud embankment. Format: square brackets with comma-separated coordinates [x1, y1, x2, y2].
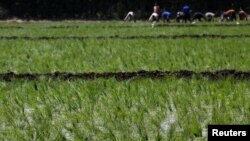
[0, 34, 250, 41]
[0, 70, 249, 81]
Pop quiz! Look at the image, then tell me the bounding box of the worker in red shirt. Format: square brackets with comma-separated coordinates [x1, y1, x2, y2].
[221, 9, 237, 21]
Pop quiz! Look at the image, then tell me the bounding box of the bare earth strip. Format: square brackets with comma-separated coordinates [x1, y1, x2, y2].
[0, 34, 250, 40]
[0, 70, 249, 81]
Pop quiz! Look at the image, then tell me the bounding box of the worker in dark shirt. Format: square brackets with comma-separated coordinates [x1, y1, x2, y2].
[192, 12, 206, 22]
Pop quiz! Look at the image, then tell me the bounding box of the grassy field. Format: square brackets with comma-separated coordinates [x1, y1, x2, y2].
[0, 39, 249, 73]
[0, 20, 250, 140]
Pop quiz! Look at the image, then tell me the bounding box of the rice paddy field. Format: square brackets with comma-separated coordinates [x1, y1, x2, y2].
[0, 20, 250, 140]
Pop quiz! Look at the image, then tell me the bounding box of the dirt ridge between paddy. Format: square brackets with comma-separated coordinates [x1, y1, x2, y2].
[0, 70, 249, 81]
[1, 23, 250, 29]
[0, 26, 23, 29]
[46, 25, 79, 29]
[1, 34, 250, 40]
[105, 23, 250, 28]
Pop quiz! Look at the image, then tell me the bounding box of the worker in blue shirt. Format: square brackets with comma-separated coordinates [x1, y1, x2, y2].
[162, 11, 171, 22]
[182, 5, 191, 23]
